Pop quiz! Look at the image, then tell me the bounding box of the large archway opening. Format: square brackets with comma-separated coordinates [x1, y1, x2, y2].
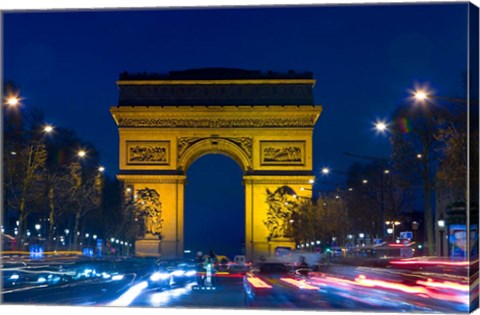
[184, 154, 245, 259]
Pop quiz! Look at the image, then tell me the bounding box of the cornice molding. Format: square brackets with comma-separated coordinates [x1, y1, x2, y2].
[111, 105, 322, 128]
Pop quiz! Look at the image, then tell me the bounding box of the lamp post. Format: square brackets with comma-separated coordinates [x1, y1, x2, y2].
[359, 233, 365, 246]
[413, 86, 472, 257]
[413, 89, 471, 106]
[437, 218, 445, 256]
[64, 229, 69, 250]
[385, 221, 401, 242]
[373, 120, 391, 241]
[71, 150, 87, 250]
[35, 224, 42, 247]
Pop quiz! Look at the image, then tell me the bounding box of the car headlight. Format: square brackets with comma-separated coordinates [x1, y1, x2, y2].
[171, 270, 185, 277]
[185, 270, 196, 277]
[112, 274, 125, 281]
[150, 272, 170, 281]
[9, 274, 19, 280]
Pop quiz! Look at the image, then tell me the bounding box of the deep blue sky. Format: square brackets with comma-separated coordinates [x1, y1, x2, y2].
[3, 3, 469, 257]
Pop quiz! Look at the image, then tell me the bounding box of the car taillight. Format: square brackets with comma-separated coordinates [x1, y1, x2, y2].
[247, 277, 272, 288]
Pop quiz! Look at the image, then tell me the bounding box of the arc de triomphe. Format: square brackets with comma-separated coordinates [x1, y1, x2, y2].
[110, 68, 322, 260]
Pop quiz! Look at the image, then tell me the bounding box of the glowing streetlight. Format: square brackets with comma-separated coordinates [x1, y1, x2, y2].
[373, 120, 389, 134]
[410, 84, 471, 110]
[385, 220, 401, 226]
[385, 220, 401, 241]
[308, 179, 315, 184]
[362, 179, 368, 184]
[77, 150, 86, 158]
[321, 167, 330, 174]
[43, 125, 54, 133]
[35, 224, 41, 231]
[413, 90, 429, 102]
[5, 96, 20, 106]
[98, 166, 105, 172]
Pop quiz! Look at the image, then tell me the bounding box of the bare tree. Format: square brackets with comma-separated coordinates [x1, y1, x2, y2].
[66, 162, 103, 249]
[4, 109, 48, 247]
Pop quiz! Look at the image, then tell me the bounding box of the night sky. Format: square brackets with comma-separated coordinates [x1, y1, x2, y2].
[3, 3, 469, 258]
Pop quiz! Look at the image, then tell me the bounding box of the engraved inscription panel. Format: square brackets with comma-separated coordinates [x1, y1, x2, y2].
[260, 141, 305, 165]
[127, 141, 170, 165]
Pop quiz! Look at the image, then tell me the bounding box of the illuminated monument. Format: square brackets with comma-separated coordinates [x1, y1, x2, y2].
[110, 68, 322, 260]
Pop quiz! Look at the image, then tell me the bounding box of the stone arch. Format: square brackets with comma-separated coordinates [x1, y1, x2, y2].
[178, 138, 252, 173]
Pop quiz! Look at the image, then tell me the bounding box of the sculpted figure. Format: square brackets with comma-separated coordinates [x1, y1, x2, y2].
[264, 186, 298, 239]
[134, 188, 164, 238]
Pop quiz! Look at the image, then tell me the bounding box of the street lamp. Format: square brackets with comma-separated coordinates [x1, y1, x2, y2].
[412, 87, 470, 105]
[437, 218, 445, 256]
[373, 119, 389, 135]
[413, 90, 429, 102]
[358, 233, 365, 246]
[43, 125, 54, 133]
[35, 224, 41, 243]
[385, 221, 401, 241]
[5, 95, 20, 106]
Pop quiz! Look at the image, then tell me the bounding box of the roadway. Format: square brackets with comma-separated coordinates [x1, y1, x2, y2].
[1, 257, 474, 312]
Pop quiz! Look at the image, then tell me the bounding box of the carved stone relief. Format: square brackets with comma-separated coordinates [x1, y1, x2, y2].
[260, 141, 305, 165]
[134, 188, 164, 238]
[127, 141, 169, 165]
[264, 186, 299, 239]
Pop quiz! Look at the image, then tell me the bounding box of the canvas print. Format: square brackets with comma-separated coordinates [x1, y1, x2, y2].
[1, 1, 479, 313]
